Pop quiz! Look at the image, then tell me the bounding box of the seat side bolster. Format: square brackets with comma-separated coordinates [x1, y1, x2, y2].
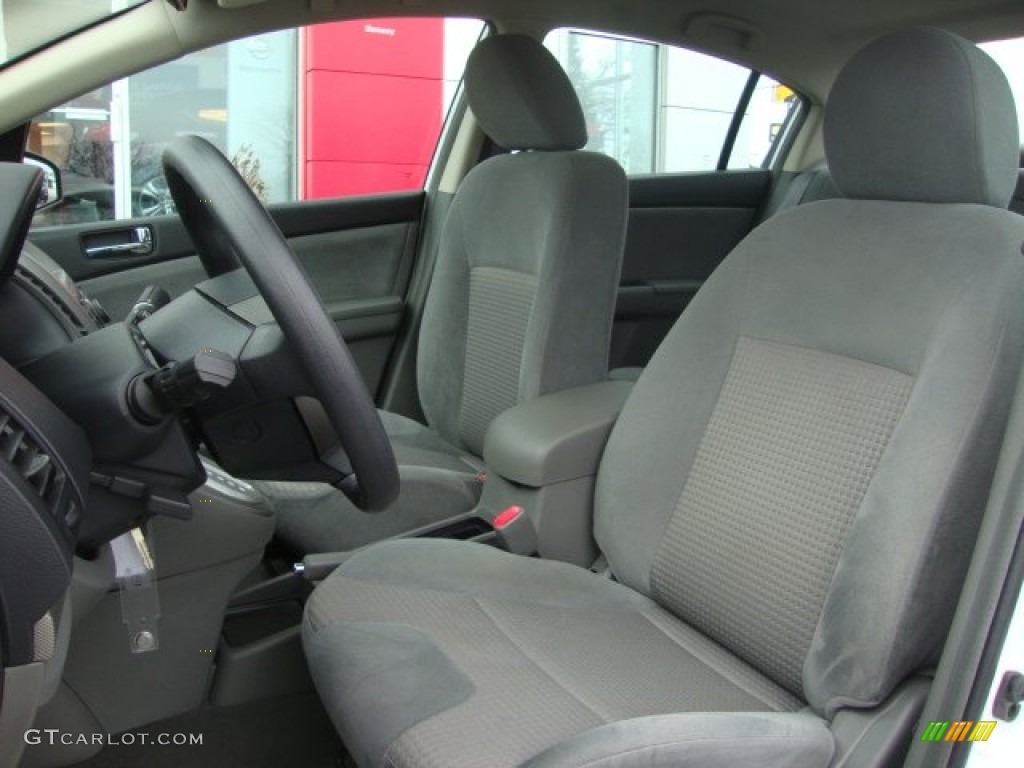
[802, 209, 1024, 716]
[521, 712, 834, 768]
[303, 621, 474, 768]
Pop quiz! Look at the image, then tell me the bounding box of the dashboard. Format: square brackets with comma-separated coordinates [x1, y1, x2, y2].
[0, 242, 105, 366]
[0, 163, 91, 671]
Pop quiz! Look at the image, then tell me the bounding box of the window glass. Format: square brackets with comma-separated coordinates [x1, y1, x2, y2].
[546, 29, 796, 174]
[727, 76, 800, 170]
[29, 18, 486, 227]
[980, 37, 1024, 144]
[658, 46, 749, 172]
[545, 31, 657, 174]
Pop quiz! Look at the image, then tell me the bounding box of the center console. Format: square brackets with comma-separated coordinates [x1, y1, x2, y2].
[478, 380, 634, 566]
[296, 379, 635, 584]
[24, 460, 275, 767]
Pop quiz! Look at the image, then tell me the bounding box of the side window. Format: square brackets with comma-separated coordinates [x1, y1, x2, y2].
[544, 28, 802, 173]
[726, 78, 800, 170]
[544, 32, 659, 174]
[29, 18, 486, 227]
[979, 37, 1024, 145]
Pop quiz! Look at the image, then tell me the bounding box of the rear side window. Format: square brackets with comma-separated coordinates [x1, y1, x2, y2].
[544, 28, 802, 173]
[726, 79, 799, 170]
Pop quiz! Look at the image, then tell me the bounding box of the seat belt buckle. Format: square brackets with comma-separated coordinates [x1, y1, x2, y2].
[491, 506, 537, 556]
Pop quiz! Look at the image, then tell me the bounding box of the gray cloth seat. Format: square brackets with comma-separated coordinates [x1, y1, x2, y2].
[304, 28, 1024, 768]
[264, 34, 628, 554]
[267, 412, 483, 554]
[761, 163, 842, 219]
[304, 539, 833, 768]
[607, 164, 842, 384]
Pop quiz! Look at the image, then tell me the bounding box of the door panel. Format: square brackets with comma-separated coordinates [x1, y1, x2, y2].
[78, 255, 206, 320]
[28, 192, 424, 396]
[29, 192, 423, 281]
[610, 170, 771, 369]
[287, 222, 417, 304]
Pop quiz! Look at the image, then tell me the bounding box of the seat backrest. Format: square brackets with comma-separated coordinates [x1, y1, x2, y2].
[417, 35, 628, 456]
[595, 28, 1024, 718]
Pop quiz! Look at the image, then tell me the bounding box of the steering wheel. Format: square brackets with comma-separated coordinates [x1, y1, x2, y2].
[161, 135, 399, 512]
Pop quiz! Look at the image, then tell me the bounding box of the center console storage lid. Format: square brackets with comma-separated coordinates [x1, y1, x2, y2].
[483, 380, 633, 488]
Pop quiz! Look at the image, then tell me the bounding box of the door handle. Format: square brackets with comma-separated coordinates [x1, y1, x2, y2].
[83, 226, 154, 258]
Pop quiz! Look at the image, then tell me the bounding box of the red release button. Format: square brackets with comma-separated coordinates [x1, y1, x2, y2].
[492, 505, 524, 529]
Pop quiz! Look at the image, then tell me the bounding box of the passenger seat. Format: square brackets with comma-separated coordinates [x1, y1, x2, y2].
[608, 164, 840, 383]
[261, 34, 629, 555]
[609, 143, 1024, 384]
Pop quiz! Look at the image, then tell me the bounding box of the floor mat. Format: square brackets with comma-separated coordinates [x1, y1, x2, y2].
[74, 692, 350, 768]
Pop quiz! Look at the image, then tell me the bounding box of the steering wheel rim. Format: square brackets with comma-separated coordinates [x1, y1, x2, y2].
[161, 135, 399, 512]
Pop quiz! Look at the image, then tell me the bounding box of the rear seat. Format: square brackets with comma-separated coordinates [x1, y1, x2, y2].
[609, 154, 1024, 383]
[766, 159, 1024, 217]
[757, 164, 841, 219]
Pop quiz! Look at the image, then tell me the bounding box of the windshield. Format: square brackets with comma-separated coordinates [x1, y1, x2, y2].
[0, 0, 147, 68]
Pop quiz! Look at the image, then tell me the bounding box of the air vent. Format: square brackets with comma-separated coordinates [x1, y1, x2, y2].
[0, 405, 72, 532]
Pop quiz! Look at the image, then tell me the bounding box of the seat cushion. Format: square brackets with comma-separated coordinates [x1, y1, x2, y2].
[303, 539, 832, 768]
[262, 412, 483, 555]
[376, 411, 484, 475]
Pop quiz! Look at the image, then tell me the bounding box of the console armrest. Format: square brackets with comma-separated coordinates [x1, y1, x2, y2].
[483, 381, 634, 488]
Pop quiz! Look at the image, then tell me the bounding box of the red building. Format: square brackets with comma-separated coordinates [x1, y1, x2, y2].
[301, 19, 445, 198]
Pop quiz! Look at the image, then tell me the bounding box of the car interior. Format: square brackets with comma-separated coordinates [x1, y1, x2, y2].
[1, 1, 1024, 768]
[262, 32, 630, 557]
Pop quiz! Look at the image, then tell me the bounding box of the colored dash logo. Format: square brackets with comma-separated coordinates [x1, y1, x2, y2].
[920, 720, 997, 742]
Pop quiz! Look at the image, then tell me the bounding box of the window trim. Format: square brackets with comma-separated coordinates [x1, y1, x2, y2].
[762, 91, 810, 171]
[717, 70, 760, 171]
[424, 19, 492, 193]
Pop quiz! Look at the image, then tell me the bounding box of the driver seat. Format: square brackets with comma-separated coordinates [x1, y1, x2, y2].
[261, 34, 628, 554]
[303, 28, 1024, 767]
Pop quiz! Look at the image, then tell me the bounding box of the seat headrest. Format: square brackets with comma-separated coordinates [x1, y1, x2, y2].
[465, 34, 587, 152]
[824, 28, 1019, 207]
